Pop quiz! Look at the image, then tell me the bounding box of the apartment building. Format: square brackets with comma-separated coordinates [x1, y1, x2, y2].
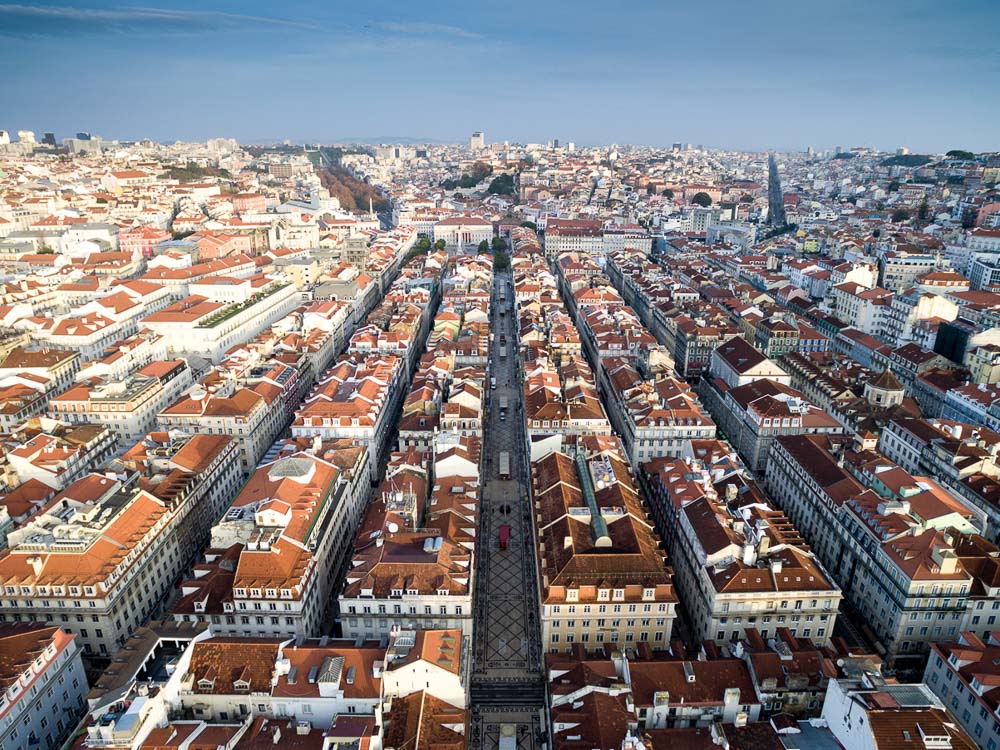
[0, 346, 80, 397]
[943, 382, 1000, 432]
[292, 355, 407, 474]
[879, 416, 1000, 491]
[704, 377, 843, 474]
[877, 249, 941, 292]
[577, 304, 659, 384]
[0, 474, 194, 657]
[767, 434, 1000, 667]
[602, 225, 652, 255]
[16, 313, 133, 362]
[544, 219, 604, 258]
[3, 419, 117, 490]
[338, 440, 477, 640]
[75, 330, 168, 383]
[666, 315, 740, 379]
[195, 450, 367, 639]
[883, 289, 959, 347]
[603, 359, 716, 468]
[831, 283, 893, 335]
[822, 676, 978, 750]
[0, 625, 88, 750]
[116, 431, 243, 564]
[925, 632, 1000, 749]
[158, 376, 287, 474]
[338, 522, 474, 640]
[170, 440, 368, 627]
[708, 337, 791, 390]
[176, 633, 396, 725]
[673, 483, 841, 647]
[82, 623, 465, 750]
[754, 318, 800, 358]
[732, 627, 881, 718]
[140, 254, 258, 298]
[523, 353, 612, 453]
[0, 383, 49, 432]
[532, 447, 677, 651]
[548, 648, 761, 733]
[48, 359, 192, 450]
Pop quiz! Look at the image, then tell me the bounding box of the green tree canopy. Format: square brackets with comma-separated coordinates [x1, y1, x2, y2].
[487, 173, 515, 195]
[661, 188, 674, 199]
[442, 161, 493, 190]
[434, 239, 446, 251]
[520, 220, 537, 231]
[946, 150, 976, 161]
[477, 239, 489, 254]
[880, 154, 933, 168]
[691, 192, 712, 207]
[492, 236, 508, 253]
[891, 208, 910, 223]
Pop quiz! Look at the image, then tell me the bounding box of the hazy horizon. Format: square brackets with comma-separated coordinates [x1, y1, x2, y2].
[2, 0, 998, 153]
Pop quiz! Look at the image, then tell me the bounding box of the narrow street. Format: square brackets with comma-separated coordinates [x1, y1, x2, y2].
[470, 267, 546, 750]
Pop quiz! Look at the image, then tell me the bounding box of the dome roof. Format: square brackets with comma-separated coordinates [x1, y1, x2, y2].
[869, 368, 904, 392]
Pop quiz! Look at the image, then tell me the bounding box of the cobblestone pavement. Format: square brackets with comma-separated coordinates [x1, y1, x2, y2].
[471, 708, 545, 750]
[471, 269, 546, 748]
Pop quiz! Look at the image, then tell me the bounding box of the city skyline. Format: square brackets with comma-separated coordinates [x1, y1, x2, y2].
[2, 0, 998, 152]
[3, 4, 1000, 749]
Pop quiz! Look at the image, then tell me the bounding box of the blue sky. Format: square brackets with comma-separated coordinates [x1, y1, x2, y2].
[2, 0, 998, 152]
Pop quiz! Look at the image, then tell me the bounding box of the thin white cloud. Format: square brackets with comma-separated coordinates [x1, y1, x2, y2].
[378, 21, 482, 39]
[0, 4, 310, 31]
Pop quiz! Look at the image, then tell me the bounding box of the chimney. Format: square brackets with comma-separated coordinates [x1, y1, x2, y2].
[27, 556, 43, 576]
[683, 661, 696, 683]
[757, 535, 770, 556]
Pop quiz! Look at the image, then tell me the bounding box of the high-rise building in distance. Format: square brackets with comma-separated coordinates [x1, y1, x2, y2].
[469, 131, 485, 150]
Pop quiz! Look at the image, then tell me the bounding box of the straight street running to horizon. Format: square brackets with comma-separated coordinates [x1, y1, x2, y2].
[471, 267, 545, 750]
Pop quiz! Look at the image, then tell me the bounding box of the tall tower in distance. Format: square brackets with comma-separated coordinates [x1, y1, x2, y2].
[469, 131, 485, 151]
[767, 152, 787, 229]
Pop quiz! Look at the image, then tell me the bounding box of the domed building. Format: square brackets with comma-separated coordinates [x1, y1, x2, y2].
[865, 368, 905, 408]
